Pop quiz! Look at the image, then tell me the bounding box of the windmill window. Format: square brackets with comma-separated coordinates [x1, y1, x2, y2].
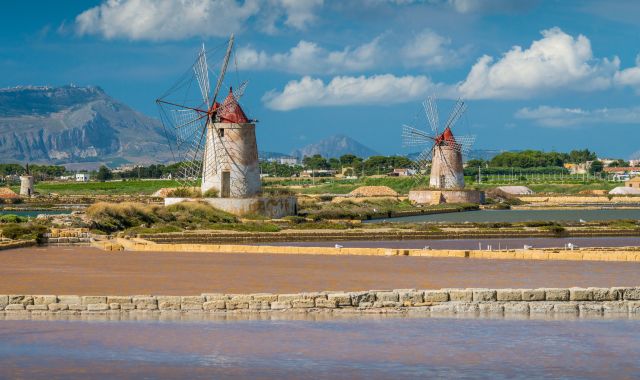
[218, 128, 225, 137]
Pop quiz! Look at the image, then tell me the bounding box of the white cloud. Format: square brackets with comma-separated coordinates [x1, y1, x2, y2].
[277, 0, 324, 29]
[401, 29, 461, 68]
[457, 27, 619, 99]
[74, 0, 322, 40]
[263, 74, 451, 110]
[614, 55, 640, 91]
[236, 37, 381, 74]
[515, 105, 640, 127]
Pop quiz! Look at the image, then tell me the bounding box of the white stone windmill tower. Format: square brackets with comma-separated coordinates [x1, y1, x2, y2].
[156, 34, 260, 198]
[402, 97, 475, 189]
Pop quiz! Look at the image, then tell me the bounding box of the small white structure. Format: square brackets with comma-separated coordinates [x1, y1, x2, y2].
[19, 175, 34, 197]
[609, 186, 640, 195]
[278, 157, 298, 166]
[75, 173, 90, 182]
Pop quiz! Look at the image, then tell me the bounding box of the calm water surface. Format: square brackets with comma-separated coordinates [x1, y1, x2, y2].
[373, 209, 640, 223]
[0, 209, 72, 217]
[264, 236, 640, 249]
[1, 317, 639, 379]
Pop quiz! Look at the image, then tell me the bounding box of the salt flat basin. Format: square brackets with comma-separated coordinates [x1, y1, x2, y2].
[1, 318, 639, 379]
[260, 236, 640, 250]
[3, 246, 640, 295]
[369, 208, 640, 223]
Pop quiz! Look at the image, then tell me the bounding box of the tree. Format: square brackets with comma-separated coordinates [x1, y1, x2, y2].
[465, 159, 485, 168]
[589, 160, 603, 174]
[302, 154, 329, 170]
[607, 159, 629, 167]
[96, 165, 113, 182]
[568, 149, 597, 163]
[339, 154, 360, 166]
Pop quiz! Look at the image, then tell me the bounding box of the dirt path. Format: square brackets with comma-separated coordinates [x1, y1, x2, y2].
[1, 246, 640, 295]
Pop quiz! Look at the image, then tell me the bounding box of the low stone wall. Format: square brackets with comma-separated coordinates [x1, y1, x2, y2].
[0, 240, 36, 251]
[115, 237, 640, 262]
[2, 287, 640, 318]
[165, 196, 297, 218]
[518, 195, 640, 205]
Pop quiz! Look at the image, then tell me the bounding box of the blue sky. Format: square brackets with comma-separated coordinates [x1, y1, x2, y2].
[2, 0, 640, 158]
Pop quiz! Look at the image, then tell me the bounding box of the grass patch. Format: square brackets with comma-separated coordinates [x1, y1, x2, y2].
[87, 201, 237, 233]
[27, 179, 181, 195]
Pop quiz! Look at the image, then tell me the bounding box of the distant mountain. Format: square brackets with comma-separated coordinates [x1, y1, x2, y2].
[292, 134, 379, 159]
[259, 150, 291, 160]
[0, 85, 170, 165]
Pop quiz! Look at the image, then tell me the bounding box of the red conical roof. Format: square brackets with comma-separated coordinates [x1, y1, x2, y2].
[217, 87, 249, 124]
[435, 127, 457, 146]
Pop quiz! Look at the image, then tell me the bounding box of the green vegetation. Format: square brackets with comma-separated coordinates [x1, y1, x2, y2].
[0, 223, 48, 242]
[96, 165, 113, 182]
[87, 201, 238, 233]
[299, 197, 478, 221]
[487, 149, 596, 168]
[0, 214, 28, 223]
[25, 179, 180, 195]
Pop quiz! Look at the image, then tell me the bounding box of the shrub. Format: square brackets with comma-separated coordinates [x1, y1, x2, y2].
[1, 223, 48, 241]
[541, 224, 567, 237]
[0, 214, 28, 223]
[165, 202, 236, 224]
[168, 187, 201, 198]
[203, 188, 219, 197]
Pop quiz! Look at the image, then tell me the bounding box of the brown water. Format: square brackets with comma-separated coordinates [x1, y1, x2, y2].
[4, 247, 640, 295]
[1, 317, 639, 379]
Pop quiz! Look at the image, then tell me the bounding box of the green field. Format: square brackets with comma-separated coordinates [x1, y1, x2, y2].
[12, 176, 626, 197]
[18, 179, 181, 195]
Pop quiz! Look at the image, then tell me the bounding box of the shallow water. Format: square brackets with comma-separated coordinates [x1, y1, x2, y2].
[0, 209, 72, 217]
[371, 209, 640, 223]
[1, 317, 639, 379]
[263, 236, 640, 250]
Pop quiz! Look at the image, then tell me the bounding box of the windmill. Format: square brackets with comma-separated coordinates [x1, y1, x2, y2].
[402, 97, 475, 189]
[156, 34, 260, 198]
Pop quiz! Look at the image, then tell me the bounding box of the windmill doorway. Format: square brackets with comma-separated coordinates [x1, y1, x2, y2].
[221, 171, 231, 198]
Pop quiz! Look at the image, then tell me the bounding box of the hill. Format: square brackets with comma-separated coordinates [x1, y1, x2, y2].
[0, 85, 170, 166]
[292, 134, 379, 159]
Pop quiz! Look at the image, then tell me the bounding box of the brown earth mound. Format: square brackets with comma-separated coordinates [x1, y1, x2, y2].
[349, 186, 398, 197]
[0, 187, 19, 199]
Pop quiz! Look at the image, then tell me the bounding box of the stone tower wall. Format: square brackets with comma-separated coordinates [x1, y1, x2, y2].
[19, 175, 34, 197]
[429, 146, 464, 189]
[201, 122, 261, 198]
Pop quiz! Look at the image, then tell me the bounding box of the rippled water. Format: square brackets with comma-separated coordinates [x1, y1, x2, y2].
[1, 317, 639, 379]
[371, 209, 640, 223]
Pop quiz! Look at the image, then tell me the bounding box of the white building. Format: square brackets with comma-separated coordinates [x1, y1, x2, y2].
[75, 173, 90, 182]
[278, 157, 298, 166]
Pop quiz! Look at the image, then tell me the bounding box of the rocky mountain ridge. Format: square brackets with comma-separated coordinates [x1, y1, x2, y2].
[0, 85, 170, 165]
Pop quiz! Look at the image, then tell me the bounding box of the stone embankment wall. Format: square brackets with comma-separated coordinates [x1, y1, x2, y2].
[518, 195, 640, 205]
[137, 228, 640, 245]
[111, 237, 640, 262]
[45, 228, 91, 245]
[2, 287, 640, 317]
